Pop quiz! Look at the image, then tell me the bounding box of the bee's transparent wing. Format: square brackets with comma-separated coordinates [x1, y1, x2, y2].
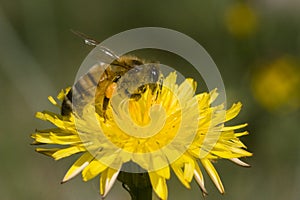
[71, 30, 119, 61]
[69, 31, 125, 117]
[71, 29, 100, 46]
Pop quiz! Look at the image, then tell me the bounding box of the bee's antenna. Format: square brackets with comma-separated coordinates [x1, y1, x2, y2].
[70, 29, 100, 46]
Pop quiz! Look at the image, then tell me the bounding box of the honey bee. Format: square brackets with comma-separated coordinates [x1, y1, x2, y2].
[61, 31, 162, 119]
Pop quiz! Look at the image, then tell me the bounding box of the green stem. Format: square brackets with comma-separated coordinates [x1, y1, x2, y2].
[118, 171, 152, 200]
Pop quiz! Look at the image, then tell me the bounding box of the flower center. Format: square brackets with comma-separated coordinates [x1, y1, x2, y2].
[100, 86, 182, 153]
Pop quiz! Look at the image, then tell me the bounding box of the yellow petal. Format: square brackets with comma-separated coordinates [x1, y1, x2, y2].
[32, 131, 79, 145]
[235, 131, 249, 137]
[51, 134, 80, 144]
[171, 163, 190, 189]
[48, 96, 58, 106]
[149, 172, 168, 200]
[209, 89, 218, 104]
[35, 111, 75, 132]
[193, 163, 207, 195]
[182, 154, 196, 177]
[201, 159, 225, 194]
[57, 87, 71, 101]
[35, 148, 60, 157]
[183, 161, 195, 182]
[230, 158, 250, 167]
[31, 133, 53, 144]
[163, 72, 177, 89]
[222, 123, 248, 131]
[62, 152, 93, 183]
[148, 154, 169, 175]
[225, 102, 242, 121]
[228, 147, 253, 157]
[177, 78, 197, 103]
[52, 146, 85, 160]
[155, 166, 170, 179]
[100, 168, 120, 197]
[170, 153, 197, 189]
[82, 159, 108, 181]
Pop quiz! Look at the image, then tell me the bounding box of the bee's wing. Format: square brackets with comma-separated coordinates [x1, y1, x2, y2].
[71, 29, 100, 46]
[71, 30, 119, 61]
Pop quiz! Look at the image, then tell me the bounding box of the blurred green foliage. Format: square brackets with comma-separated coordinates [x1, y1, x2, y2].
[0, 0, 299, 199]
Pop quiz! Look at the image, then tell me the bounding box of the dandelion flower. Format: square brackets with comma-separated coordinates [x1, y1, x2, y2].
[225, 2, 258, 38]
[251, 56, 300, 112]
[32, 72, 252, 199]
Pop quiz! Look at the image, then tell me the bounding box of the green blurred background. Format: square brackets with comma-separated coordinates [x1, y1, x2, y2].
[0, 0, 300, 199]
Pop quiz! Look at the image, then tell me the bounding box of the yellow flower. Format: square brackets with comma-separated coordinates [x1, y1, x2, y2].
[32, 72, 252, 199]
[251, 56, 300, 112]
[225, 2, 258, 38]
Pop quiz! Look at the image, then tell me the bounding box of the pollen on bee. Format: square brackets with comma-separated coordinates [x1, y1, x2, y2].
[105, 82, 118, 98]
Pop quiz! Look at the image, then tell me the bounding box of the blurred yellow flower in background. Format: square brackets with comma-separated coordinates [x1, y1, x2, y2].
[225, 2, 258, 38]
[251, 56, 300, 112]
[32, 72, 252, 199]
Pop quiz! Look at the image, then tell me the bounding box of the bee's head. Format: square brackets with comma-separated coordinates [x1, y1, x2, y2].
[117, 59, 162, 99]
[131, 60, 160, 83]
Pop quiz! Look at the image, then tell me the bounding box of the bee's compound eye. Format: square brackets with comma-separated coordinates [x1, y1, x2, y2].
[150, 67, 159, 82]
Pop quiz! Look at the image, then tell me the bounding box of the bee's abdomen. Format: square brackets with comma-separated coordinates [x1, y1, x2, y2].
[61, 64, 112, 116]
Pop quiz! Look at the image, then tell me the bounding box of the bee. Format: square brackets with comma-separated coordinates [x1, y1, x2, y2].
[61, 31, 162, 119]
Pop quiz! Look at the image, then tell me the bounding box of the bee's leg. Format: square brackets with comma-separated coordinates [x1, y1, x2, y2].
[101, 97, 110, 122]
[103, 96, 110, 110]
[101, 82, 118, 122]
[148, 83, 157, 94]
[151, 78, 163, 101]
[105, 82, 118, 99]
[159, 77, 163, 91]
[130, 93, 142, 101]
[137, 85, 147, 93]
